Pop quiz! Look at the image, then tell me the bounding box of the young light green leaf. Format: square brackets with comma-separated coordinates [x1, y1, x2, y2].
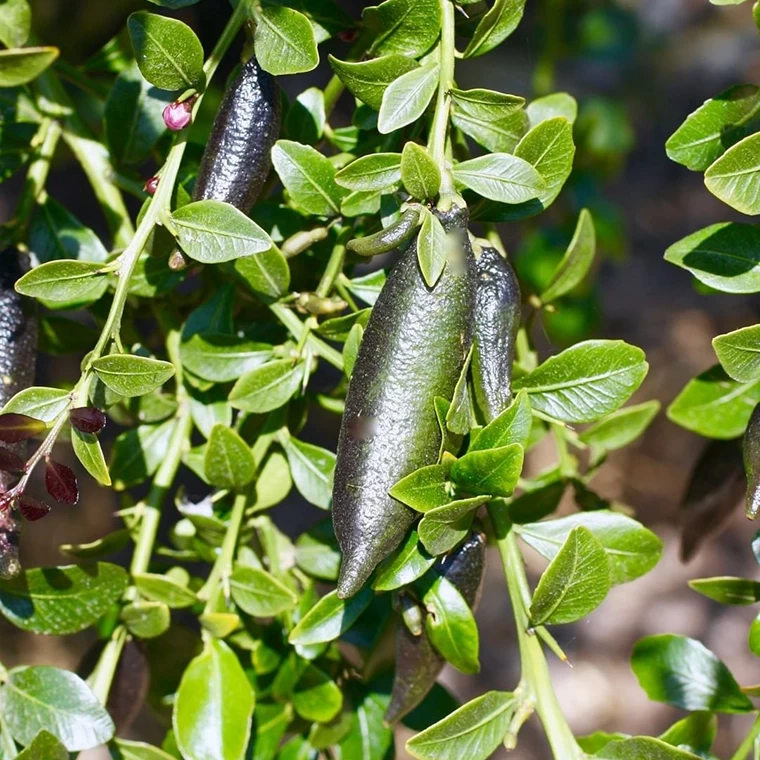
[292, 665, 343, 723]
[294, 521, 341, 581]
[364, 0, 442, 57]
[328, 54, 419, 110]
[450, 444, 523, 497]
[0, 46, 58, 87]
[667, 365, 760, 439]
[288, 587, 373, 645]
[401, 142, 441, 201]
[121, 600, 171, 639]
[418, 513, 474, 556]
[14, 730, 67, 760]
[527, 92, 578, 127]
[446, 346, 473, 436]
[463, 0, 526, 58]
[689, 576, 760, 605]
[378, 61, 439, 134]
[128, 12, 204, 90]
[450, 88, 528, 153]
[92, 354, 175, 398]
[598, 737, 703, 760]
[540, 209, 596, 303]
[423, 496, 490, 524]
[713, 324, 760, 382]
[229, 359, 303, 414]
[172, 200, 272, 264]
[334, 152, 402, 192]
[516, 510, 663, 585]
[254, 5, 318, 76]
[337, 683, 393, 759]
[180, 333, 271, 383]
[204, 424, 255, 490]
[704, 132, 760, 215]
[389, 463, 452, 512]
[72, 428, 111, 486]
[406, 691, 516, 760]
[631, 634, 753, 713]
[1, 386, 70, 423]
[229, 565, 298, 617]
[272, 140, 343, 217]
[0, 563, 128, 635]
[234, 246, 291, 302]
[346, 269, 386, 306]
[373, 530, 435, 591]
[579, 400, 660, 451]
[452, 153, 544, 204]
[133, 572, 198, 608]
[343, 323, 363, 378]
[513, 340, 648, 424]
[0, 0, 31, 48]
[659, 711, 717, 757]
[471, 390, 532, 451]
[15, 260, 108, 304]
[529, 526, 611, 625]
[174, 639, 255, 760]
[1, 666, 114, 750]
[665, 222, 760, 294]
[283, 436, 335, 510]
[417, 209, 447, 287]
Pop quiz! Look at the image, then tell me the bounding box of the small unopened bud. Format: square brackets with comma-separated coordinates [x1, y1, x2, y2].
[169, 249, 187, 271]
[338, 28, 358, 43]
[163, 97, 195, 131]
[145, 176, 159, 195]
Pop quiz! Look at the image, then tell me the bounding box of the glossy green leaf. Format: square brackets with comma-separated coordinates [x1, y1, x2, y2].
[229, 565, 297, 617]
[364, 0, 442, 57]
[529, 526, 610, 625]
[401, 142, 441, 201]
[389, 464, 452, 512]
[346, 269, 386, 305]
[631, 634, 752, 713]
[452, 152, 544, 204]
[15, 260, 108, 304]
[2, 666, 114, 750]
[0, 563, 128, 634]
[286, 86, 325, 145]
[204, 425, 255, 490]
[283, 436, 335, 510]
[328, 54, 418, 110]
[128, 12, 204, 90]
[540, 209, 596, 302]
[229, 360, 303, 414]
[288, 587, 373, 645]
[527, 92, 578, 127]
[252, 450, 293, 511]
[450, 444, 523, 497]
[513, 340, 648, 424]
[133, 572, 198, 608]
[92, 354, 175, 398]
[0, 46, 58, 87]
[579, 401, 660, 451]
[373, 530, 435, 590]
[689, 576, 760, 605]
[659, 711, 717, 756]
[406, 691, 515, 760]
[180, 334, 271, 383]
[254, 5, 318, 76]
[1, 386, 70, 423]
[450, 87, 527, 153]
[704, 132, 760, 215]
[292, 665, 342, 723]
[417, 209, 447, 287]
[337, 683, 393, 760]
[234, 246, 291, 301]
[0, 0, 31, 48]
[334, 152, 402, 192]
[378, 61, 439, 134]
[463, 0, 526, 58]
[423, 496, 490, 524]
[517, 510, 663, 585]
[471, 390, 532, 451]
[713, 324, 760, 382]
[173, 639, 255, 760]
[250, 702, 291, 760]
[418, 513, 474, 555]
[72, 428, 111, 486]
[294, 521, 341, 581]
[121, 600, 171, 639]
[598, 737, 702, 760]
[667, 365, 760, 439]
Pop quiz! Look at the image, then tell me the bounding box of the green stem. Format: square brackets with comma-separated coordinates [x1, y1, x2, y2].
[88, 625, 127, 704]
[0, 713, 16, 759]
[269, 303, 344, 371]
[489, 503, 583, 760]
[316, 229, 350, 299]
[731, 714, 760, 760]
[551, 423, 574, 478]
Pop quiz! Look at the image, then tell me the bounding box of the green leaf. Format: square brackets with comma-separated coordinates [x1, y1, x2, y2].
[666, 84, 760, 171]
[631, 634, 753, 713]
[750, 613, 760, 657]
[343, 323, 362, 378]
[60, 529, 131, 560]
[364, 0, 442, 57]
[229, 565, 298, 617]
[128, 11, 204, 90]
[292, 665, 342, 723]
[508, 480, 566, 524]
[421, 577, 480, 671]
[659, 712, 717, 756]
[378, 62, 439, 134]
[294, 521, 341, 581]
[1, 666, 114, 750]
[471, 390, 532, 451]
[452, 152, 544, 204]
[527, 92, 578, 127]
[423, 496, 489, 524]
[15, 730, 67, 760]
[250, 702, 291, 760]
[285, 86, 326, 145]
[92, 354, 175, 398]
[446, 347, 473, 436]
[667, 365, 760, 439]
[15, 260, 108, 304]
[180, 333, 271, 384]
[337, 683, 393, 760]
[229, 359, 303, 414]
[121, 600, 171, 639]
[112, 739, 178, 760]
[598, 737, 702, 760]
[540, 209, 596, 302]
[346, 269, 386, 305]
[450, 88, 528, 154]
[173, 639, 255, 760]
[110, 419, 177, 490]
[283, 437, 335, 510]
[72, 428, 111, 486]
[334, 153, 402, 192]
[401, 142, 441, 201]
[418, 514, 474, 556]
[254, 6, 318, 76]
[513, 340, 648, 424]
[689, 576, 760, 605]
[463, 0, 526, 58]
[417, 209, 447, 287]
[704, 132, 760, 214]
[516, 510, 663, 585]
[0, 563, 128, 634]
[579, 401, 660, 452]
[664, 222, 760, 294]
[0, 46, 58, 87]
[406, 691, 516, 760]
[234, 246, 291, 302]
[172, 200, 272, 264]
[134, 572, 198, 608]
[204, 425, 255, 490]
[288, 587, 373, 645]
[389, 464, 452, 512]
[373, 530, 435, 591]
[0, 0, 31, 48]
[1, 387, 70, 423]
[714, 324, 760, 382]
[272, 140, 343, 217]
[315, 309, 372, 342]
[252, 450, 293, 511]
[0, 121, 36, 184]
[529, 526, 610, 625]
[328, 54, 418, 110]
[450, 444, 523, 497]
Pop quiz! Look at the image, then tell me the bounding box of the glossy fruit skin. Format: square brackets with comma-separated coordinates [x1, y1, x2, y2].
[193, 55, 281, 214]
[472, 246, 521, 423]
[347, 207, 421, 257]
[333, 206, 476, 599]
[745, 404, 760, 520]
[0, 248, 37, 579]
[386, 531, 487, 723]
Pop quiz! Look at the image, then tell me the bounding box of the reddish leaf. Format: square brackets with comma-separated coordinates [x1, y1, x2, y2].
[0, 447, 25, 474]
[17, 494, 51, 521]
[45, 459, 79, 505]
[69, 407, 107, 434]
[0, 413, 46, 443]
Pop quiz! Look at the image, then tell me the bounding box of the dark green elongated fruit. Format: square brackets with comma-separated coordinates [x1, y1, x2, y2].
[333, 206, 476, 598]
[193, 54, 281, 213]
[386, 531, 487, 723]
[745, 404, 760, 520]
[472, 246, 521, 423]
[0, 248, 37, 579]
[347, 207, 422, 257]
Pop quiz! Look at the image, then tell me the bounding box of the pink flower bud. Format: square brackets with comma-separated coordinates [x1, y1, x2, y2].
[145, 176, 159, 195]
[163, 98, 194, 131]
